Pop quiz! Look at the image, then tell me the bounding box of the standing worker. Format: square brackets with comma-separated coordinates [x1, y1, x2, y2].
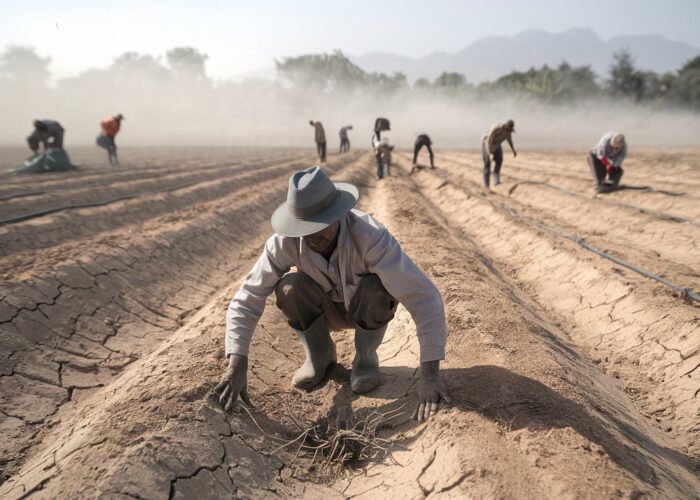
[339, 125, 353, 154]
[27, 119, 64, 154]
[413, 133, 435, 169]
[213, 166, 450, 421]
[96, 114, 124, 166]
[310, 120, 327, 162]
[588, 132, 627, 192]
[481, 119, 517, 188]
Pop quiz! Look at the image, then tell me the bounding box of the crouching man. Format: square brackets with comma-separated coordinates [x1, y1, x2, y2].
[27, 119, 64, 154]
[588, 132, 627, 192]
[214, 166, 450, 420]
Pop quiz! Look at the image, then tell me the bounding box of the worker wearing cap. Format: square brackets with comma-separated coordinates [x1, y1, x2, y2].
[96, 114, 124, 166]
[213, 166, 450, 421]
[481, 119, 517, 188]
[588, 132, 627, 192]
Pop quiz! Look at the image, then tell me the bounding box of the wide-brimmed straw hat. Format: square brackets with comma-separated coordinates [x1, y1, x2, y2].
[271, 166, 359, 237]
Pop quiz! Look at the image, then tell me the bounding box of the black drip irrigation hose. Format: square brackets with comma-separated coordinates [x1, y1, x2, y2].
[0, 151, 357, 227]
[0, 179, 201, 226]
[507, 180, 700, 228]
[440, 156, 697, 228]
[0, 190, 48, 201]
[0, 152, 303, 203]
[425, 167, 700, 305]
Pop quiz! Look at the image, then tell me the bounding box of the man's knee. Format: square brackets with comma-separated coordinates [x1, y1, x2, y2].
[275, 272, 325, 330]
[350, 274, 397, 330]
[275, 272, 322, 304]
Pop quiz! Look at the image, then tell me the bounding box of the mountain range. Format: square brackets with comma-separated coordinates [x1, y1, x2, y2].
[347, 28, 700, 82]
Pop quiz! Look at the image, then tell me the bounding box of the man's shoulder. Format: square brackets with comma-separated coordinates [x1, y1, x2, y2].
[347, 209, 390, 237]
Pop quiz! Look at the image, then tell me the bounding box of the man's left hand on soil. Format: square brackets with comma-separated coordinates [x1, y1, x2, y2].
[414, 360, 451, 421]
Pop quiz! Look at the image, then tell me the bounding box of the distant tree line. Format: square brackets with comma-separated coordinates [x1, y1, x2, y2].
[1, 44, 698, 109]
[275, 49, 700, 108]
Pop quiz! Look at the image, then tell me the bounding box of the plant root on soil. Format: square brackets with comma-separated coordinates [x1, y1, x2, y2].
[239, 403, 406, 481]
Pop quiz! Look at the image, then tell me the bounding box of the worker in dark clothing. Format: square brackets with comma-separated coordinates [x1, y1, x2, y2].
[310, 120, 327, 162]
[372, 118, 391, 179]
[413, 133, 435, 169]
[481, 119, 516, 188]
[588, 132, 627, 192]
[339, 125, 353, 153]
[27, 119, 64, 154]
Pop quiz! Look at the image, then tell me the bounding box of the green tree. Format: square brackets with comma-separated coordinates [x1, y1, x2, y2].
[166, 47, 209, 79]
[111, 52, 169, 80]
[434, 71, 467, 88]
[275, 50, 367, 92]
[607, 49, 645, 101]
[487, 62, 599, 102]
[414, 77, 431, 90]
[368, 71, 408, 93]
[0, 45, 51, 84]
[671, 56, 700, 108]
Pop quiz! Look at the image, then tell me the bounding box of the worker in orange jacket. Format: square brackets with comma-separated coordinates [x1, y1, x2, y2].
[96, 114, 124, 166]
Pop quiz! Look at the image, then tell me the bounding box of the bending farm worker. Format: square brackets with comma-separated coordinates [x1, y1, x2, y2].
[27, 119, 64, 154]
[588, 132, 627, 192]
[310, 120, 327, 162]
[481, 119, 516, 188]
[96, 114, 124, 166]
[339, 125, 353, 154]
[214, 166, 450, 420]
[413, 133, 435, 169]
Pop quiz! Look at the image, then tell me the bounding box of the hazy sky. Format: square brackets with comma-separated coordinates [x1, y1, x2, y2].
[3, 0, 700, 80]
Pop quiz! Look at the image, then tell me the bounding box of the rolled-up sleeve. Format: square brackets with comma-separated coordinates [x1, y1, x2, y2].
[364, 230, 447, 362]
[225, 235, 293, 357]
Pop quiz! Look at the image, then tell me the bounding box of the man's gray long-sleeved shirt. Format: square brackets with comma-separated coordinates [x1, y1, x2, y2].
[226, 209, 447, 363]
[593, 132, 627, 167]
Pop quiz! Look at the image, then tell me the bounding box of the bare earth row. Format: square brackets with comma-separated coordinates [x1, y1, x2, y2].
[0, 147, 698, 498]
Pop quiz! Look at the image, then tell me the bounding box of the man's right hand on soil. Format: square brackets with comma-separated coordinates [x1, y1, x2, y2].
[213, 353, 251, 411]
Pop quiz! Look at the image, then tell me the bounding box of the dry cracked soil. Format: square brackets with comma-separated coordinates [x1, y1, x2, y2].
[0, 146, 698, 499]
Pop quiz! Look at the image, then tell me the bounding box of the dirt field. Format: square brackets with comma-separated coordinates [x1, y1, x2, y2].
[0, 146, 698, 499]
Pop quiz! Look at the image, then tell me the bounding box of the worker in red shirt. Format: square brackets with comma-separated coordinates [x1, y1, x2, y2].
[96, 114, 124, 166]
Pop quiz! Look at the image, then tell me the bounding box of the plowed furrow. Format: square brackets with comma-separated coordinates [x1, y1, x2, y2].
[445, 153, 700, 219]
[490, 152, 700, 191]
[0, 152, 308, 221]
[0, 150, 302, 202]
[0, 147, 301, 193]
[431, 156, 700, 288]
[405, 156, 700, 457]
[0, 153, 360, 257]
[0, 151, 372, 484]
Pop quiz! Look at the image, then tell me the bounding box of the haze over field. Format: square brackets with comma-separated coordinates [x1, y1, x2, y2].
[1, 54, 699, 149]
[1, 0, 699, 148]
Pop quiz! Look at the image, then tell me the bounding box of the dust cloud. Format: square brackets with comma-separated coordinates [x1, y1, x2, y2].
[1, 74, 698, 150]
